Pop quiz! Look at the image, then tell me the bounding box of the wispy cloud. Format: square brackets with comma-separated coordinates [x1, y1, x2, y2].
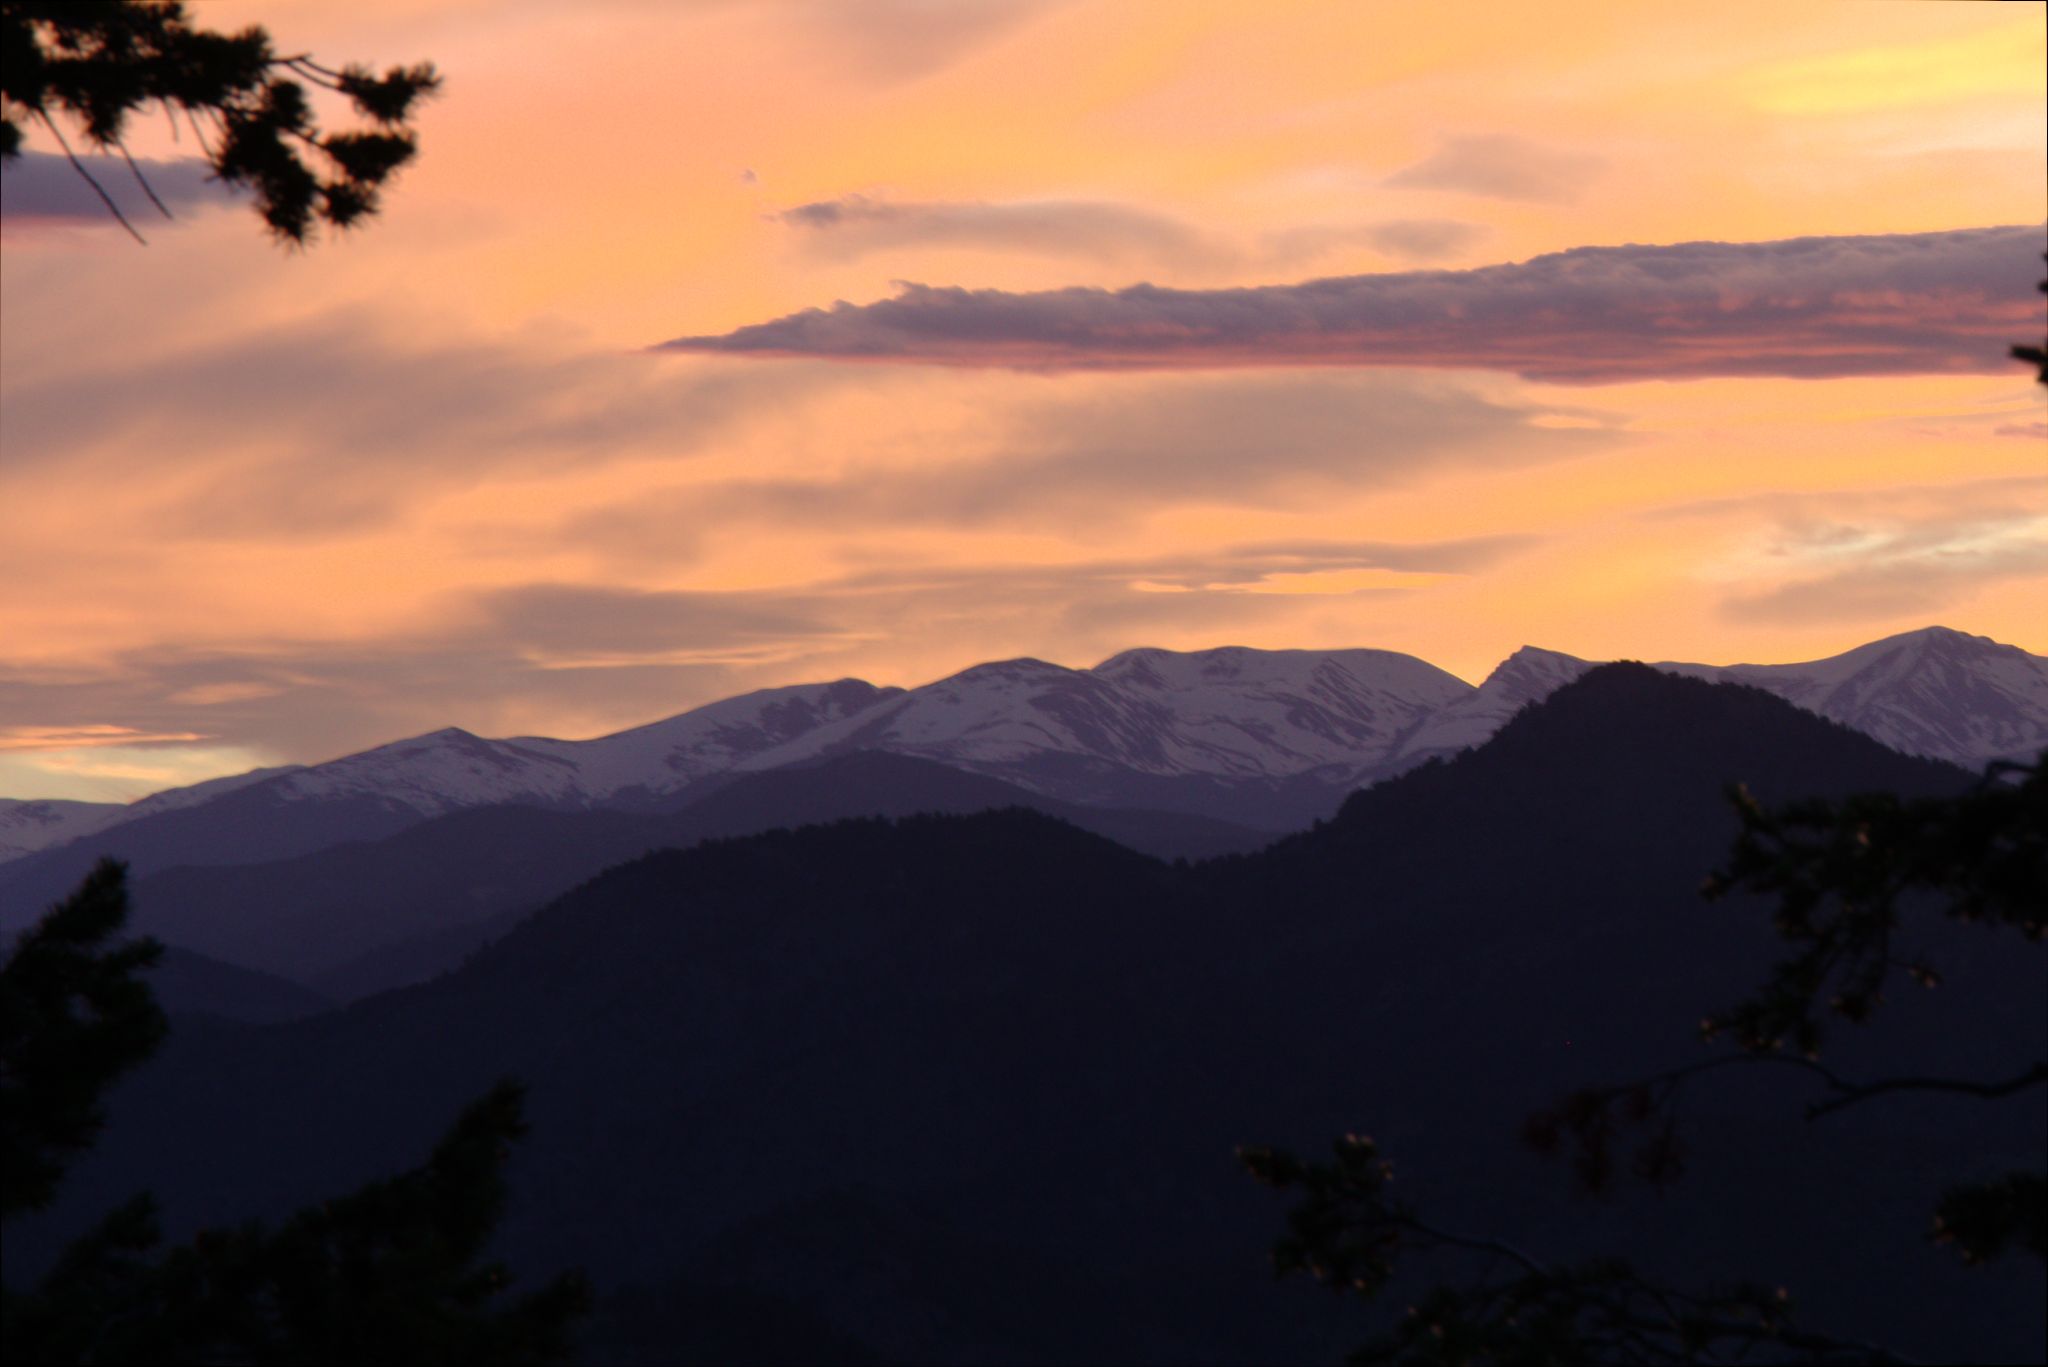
[773, 192, 1233, 269]
[1701, 478, 2048, 624]
[1262, 218, 1488, 265]
[658, 225, 2042, 382]
[0, 310, 855, 538]
[0, 724, 210, 751]
[787, 0, 1055, 83]
[558, 371, 1612, 559]
[1384, 134, 1604, 203]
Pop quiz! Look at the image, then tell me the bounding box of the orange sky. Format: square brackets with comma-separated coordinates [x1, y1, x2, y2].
[3, 0, 2044, 799]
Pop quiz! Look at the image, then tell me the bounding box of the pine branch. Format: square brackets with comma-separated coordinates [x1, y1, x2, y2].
[1803, 1060, 2048, 1121]
[33, 108, 144, 243]
[110, 136, 173, 219]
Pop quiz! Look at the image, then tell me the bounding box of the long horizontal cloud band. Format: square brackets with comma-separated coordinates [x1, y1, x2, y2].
[657, 225, 2044, 383]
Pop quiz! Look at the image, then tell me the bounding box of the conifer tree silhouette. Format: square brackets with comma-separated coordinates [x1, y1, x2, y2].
[0, 860, 591, 1365]
[1, 1, 438, 243]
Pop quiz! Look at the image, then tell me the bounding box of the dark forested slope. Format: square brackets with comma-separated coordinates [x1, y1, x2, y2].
[11, 667, 2038, 1364]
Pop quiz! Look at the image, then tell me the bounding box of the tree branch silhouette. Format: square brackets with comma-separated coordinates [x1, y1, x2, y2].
[1, 1, 439, 244]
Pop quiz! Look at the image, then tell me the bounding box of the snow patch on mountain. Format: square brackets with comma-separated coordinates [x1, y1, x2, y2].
[9, 628, 2036, 868]
[1380, 646, 1594, 774]
[516, 678, 903, 796]
[739, 646, 1472, 783]
[1661, 627, 2048, 770]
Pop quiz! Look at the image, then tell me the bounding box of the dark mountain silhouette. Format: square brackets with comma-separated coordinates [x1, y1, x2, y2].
[0, 786, 423, 932]
[99, 751, 1269, 996]
[7, 667, 2038, 1364]
[149, 946, 337, 1023]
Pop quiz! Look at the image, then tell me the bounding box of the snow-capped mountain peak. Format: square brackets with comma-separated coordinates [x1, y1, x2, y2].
[1377, 645, 1593, 775]
[738, 645, 1473, 785]
[517, 678, 903, 796]
[1677, 626, 2048, 770]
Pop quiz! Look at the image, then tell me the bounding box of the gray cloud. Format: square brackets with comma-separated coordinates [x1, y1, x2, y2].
[563, 371, 1612, 553]
[0, 581, 858, 764]
[658, 224, 2043, 382]
[1, 151, 242, 227]
[468, 583, 841, 662]
[790, 0, 1053, 82]
[774, 193, 1232, 269]
[1993, 421, 2047, 439]
[1385, 134, 1604, 204]
[1, 310, 856, 538]
[1262, 218, 1488, 265]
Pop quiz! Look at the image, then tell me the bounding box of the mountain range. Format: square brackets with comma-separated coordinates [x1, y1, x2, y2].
[4, 625, 2040, 877]
[3, 624, 2041, 1011]
[8, 666, 2038, 1364]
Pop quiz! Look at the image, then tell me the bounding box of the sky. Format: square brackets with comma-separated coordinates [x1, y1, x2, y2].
[2, 0, 2044, 801]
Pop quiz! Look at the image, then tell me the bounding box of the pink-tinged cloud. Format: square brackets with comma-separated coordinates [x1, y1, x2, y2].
[657, 225, 2045, 383]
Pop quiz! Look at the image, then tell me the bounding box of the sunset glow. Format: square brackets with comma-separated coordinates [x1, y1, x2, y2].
[3, 0, 2043, 799]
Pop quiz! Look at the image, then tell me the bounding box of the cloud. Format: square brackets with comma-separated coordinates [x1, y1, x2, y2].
[788, 0, 1054, 82]
[468, 582, 853, 668]
[0, 310, 855, 537]
[1647, 473, 2047, 523]
[0, 724, 209, 751]
[1717, 504, 2048, 624]
[562, 371, 1612, 550]
[0, 581, 863, 768]
[773, 193, 1232, 269]
[0, 151, 243, 229]
[1262, 218, 1489, 265]
[1993, 421, 2047, 439]
[1385, 135, 1604, 204]
[657, 225, 2043, 383]
[0, 744, 278, 802]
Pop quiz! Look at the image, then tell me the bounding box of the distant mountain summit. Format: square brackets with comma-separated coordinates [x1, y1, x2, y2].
[1377, 626, 2046, 782]
[1683, 626, 2048, 771]
[1379, 645, 1593, 773]
[736, 645, 1469, 788]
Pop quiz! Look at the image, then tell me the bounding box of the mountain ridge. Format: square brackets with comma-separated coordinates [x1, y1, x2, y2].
[3, 627, 2039, 890]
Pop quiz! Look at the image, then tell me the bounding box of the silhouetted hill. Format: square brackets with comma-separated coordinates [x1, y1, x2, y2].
[109, 751, 1268, 996]
[9, 668, 2038, 1364]
[149, 946, 337, 1024]
[0, 787, 420, 934]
